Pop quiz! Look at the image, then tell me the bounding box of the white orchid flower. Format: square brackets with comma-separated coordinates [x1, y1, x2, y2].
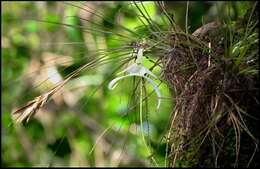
[108, 46, 161, 109]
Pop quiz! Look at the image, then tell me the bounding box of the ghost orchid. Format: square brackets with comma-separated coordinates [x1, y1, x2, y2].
[108, 45, 161, 109]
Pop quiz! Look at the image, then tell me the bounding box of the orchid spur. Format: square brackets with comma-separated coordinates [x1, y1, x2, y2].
[108, 45, 161, 109]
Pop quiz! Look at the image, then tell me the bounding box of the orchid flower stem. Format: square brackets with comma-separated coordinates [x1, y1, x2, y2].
[140, 80, 158, 166]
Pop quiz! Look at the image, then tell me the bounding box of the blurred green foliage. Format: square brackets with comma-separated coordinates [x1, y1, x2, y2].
[1, 1, 256, 167]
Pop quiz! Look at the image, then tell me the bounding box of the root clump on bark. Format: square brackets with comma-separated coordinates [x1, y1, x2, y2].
[164, 12, 258, 167]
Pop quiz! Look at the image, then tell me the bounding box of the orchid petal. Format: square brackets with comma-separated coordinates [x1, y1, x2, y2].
[108, 75, 129, 90]
[108, 74, 140, 90]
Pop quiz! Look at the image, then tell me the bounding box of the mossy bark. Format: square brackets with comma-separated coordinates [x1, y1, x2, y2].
[165, 6, 259, 167]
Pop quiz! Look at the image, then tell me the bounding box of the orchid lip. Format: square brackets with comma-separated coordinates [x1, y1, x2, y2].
[108, 73, 161, 109]
[118, 63, 157, 78]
